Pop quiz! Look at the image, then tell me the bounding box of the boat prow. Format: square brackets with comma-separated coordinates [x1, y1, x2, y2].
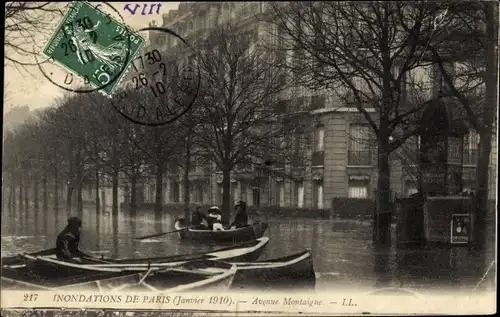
[230, 249, 316, 290]
[3, 259, 237, 292]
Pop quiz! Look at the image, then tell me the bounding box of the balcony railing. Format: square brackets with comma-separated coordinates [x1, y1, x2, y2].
[463, 149, 478, 165]
[348, 150, 371, 166]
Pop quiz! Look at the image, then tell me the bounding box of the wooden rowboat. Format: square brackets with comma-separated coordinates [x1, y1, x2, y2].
[174, 218, 268, 242]
[2, 237, 269, 271]
[2, 259, 236, 292]
[9, 248, 315, 291]
[230, 249, 316, 290]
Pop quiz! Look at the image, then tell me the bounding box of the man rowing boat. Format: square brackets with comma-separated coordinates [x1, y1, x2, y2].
[230, 201, 249, 229]
[56, 217, 88, 262]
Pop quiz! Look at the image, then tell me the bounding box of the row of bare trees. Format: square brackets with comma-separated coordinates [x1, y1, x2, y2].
[267, 1, 497, 246]
[2, 23, 309, 224]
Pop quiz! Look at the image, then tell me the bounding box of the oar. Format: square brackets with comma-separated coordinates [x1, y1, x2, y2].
[133, 225, 198, 240]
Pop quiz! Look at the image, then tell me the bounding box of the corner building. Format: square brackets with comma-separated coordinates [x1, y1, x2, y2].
[134, 2, 497, 212]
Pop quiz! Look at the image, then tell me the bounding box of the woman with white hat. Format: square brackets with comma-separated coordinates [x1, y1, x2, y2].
[207, 206, 224, 231]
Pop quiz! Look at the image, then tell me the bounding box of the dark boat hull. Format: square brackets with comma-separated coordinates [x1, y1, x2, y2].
[175, 219, 268, 242]
[5, 238, 269, 277]
[112, 237, 269, 264]
[1, 265, 138, 290]
[2, 260, 236, 292]
[231, 250, 316, 291]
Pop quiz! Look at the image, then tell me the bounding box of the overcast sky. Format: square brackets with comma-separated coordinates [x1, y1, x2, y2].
[4, 2, 180, 112]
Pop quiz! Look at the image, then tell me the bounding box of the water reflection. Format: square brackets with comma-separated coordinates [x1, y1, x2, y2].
[0, 205, 495, 293]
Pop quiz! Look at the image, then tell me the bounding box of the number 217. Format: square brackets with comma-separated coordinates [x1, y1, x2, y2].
[24, 293, 38, 301]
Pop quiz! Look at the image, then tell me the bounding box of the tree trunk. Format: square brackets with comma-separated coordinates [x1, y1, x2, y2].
[54, 167, 59, 214]
[374, 143, 392, 246]
[42, 167, 48, 212]
[154, 154, 164, 215]
[183, 143, 191, 221]
[9, 173, 15, 214]
[2, 184, 5, 212]
[474, 3, 498, 250]
[183, 157, 191, 221]
[130, 173, 138, 216]
[66, 158, 73, 216]
[34, 172, 39, 213]
[222, 167, 232, 225]
[474, 134, 492, 247]
[19, 172, 24, 214]
[76, 147, 83, 216]
[34, 172, 40, 230]
[95, 168, 100, 214]
[23, 176, 29, 215]
[112, 143, 119, 216]
[66, 183, 73, 216]
[112, 168, 119, 216]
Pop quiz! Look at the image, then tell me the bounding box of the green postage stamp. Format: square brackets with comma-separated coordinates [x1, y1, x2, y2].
[43, 1, 145, 95]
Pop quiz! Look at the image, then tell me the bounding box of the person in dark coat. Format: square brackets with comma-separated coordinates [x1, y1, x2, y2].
[191, 207, 206, 227]
[230, 201, 249, 229]
[56, 217, 87, 261]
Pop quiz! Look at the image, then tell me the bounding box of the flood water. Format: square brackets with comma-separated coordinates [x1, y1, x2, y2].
[1, 205, 496, 294]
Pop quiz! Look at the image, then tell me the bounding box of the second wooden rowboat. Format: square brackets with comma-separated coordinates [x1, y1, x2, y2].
[174, 219, 268, 243]
[2, 260, 237, 292]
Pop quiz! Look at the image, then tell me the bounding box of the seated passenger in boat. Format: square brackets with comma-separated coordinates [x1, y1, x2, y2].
[230, 201, 249, 229]
[56, 217, 87, 262]
[191, 207, 206, 227]
[207, 206, 223, 231]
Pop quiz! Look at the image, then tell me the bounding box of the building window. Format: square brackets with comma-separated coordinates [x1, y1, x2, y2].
[275, 181, 285, 207]
[464, 130, 479, 165]
[149, 184, 155, 202]
[293, 181, 304, 208]
[240, 182, 247, 202]
[348, 179, 369, 198]
[217, 183, 223, 205]
[448, 137, 462, 164]
[252, 187, 260, 207]
[348, 124, 371, 166]
[291, 133, 305, 167]
[312, 180, 324, 209]
[312, 126, 325, 166]
[194, 182, 204, 203]
[233, 182, 240, 204]
[314, 126, 324, 152]
[311, 95, 326, 110]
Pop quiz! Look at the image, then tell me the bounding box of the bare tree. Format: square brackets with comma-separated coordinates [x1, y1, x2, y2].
[269, 2, 445, 244]
[4, 2, 68, 66]
[193, 23, 296, 223]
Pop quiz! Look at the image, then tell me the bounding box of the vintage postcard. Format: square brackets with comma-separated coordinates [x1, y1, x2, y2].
[2, 1, 498, 316]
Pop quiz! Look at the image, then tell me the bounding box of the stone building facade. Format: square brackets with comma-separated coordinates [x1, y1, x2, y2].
[88, 2, 497, 210]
